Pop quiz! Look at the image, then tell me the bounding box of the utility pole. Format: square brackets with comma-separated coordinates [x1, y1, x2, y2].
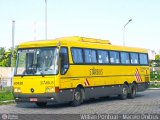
[123, 19, 132, 46]
[34, 22, 37, 40]
[45, 0, 47, 40]
[11, 20, 15, 87]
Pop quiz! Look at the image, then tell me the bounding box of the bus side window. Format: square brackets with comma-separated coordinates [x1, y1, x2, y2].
[109, 51, 120, 64]
[97, 50, 109, 64]
[139, 53, 148, 65]
[120, 52, 130, 64]
[130, 53, 139, 64]
[60, 47, 69, 75]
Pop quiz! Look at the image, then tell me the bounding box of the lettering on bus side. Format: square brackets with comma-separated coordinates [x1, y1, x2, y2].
[89, 68, 103, 75]
[14, 82, 23, 85]
[140, 67, 149, 71]
[40, 81, 54, 85]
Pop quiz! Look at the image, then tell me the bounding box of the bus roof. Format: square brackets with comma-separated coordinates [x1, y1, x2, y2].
[18, 36, 148, 53]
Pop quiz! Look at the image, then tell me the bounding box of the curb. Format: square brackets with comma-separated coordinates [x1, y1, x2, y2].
[148, 88, 160, 90]
[0, 100, 15, 103]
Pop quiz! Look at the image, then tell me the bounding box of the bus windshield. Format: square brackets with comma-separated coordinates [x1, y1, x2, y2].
[15, 47, 59, 76]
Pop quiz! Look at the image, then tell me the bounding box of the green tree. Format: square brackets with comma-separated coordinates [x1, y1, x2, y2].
[0, 47, 8, 67]
[0, 46, 18, 67]
[155, 54, 160, 60]
[0, 47, 5, 59]
[8, 46, 18, 67]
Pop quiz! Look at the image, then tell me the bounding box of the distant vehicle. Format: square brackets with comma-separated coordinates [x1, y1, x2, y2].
[13, 36, 150, 107]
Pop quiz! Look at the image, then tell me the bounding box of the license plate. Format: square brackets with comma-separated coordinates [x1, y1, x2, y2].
[30, 98, 38, 102]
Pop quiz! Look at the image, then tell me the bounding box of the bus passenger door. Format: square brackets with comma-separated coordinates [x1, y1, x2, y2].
[60, 47, 69, 75]
[59, 47, 73, 101]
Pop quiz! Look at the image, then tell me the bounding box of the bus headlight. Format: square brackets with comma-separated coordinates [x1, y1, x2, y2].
[45, 87, 59, 93]
[45, 87, 54, 93]
[51, 87, 54, 92]
[14, 88, 21, 93]
[45, 87, 50, 92]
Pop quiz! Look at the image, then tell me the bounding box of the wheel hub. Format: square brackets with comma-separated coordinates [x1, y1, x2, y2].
[75, 92, 80, 101]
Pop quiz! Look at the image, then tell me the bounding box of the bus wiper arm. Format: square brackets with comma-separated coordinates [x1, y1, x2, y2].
[21, 75, 24, 78]
[40, 72, 45, 77]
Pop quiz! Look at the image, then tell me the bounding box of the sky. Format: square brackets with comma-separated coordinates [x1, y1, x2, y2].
[0, 0, 160, 53]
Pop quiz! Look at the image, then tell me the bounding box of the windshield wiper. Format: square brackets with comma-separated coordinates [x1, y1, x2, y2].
[21, 74, 24, 78]
[40, 71, 45, 77]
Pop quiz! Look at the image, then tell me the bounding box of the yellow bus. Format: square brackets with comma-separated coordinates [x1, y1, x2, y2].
[13, 36, 150, 107]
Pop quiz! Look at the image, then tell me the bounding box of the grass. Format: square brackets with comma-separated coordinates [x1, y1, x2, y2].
[0, 101, 15, 105]
[149, 83, 160, 88]
[0, 92, 14, 101]
[0, 87, 14, 101]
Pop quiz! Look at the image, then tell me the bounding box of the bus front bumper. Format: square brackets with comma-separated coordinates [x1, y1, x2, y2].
[14, 90, 74, 103]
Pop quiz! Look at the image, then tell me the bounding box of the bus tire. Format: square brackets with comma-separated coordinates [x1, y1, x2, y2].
[71, 87, 83, 106]
[128, 84, 137, 99]
[119, 84, 128, 100]
[35, 102, 47, 107]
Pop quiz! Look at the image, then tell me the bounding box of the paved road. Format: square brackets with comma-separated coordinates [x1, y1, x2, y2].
[0, 90, 160, 114]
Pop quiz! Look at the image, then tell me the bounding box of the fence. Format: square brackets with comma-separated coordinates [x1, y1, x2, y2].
[0, 77, 12, 87]
[0, 67, 13, 91]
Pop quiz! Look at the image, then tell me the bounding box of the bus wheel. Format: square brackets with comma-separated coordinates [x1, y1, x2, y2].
[119, 84, 128, 100]
[128, 84, 137, 99]
[71, 87, 83, 106]
[35, 102, 47, 107]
